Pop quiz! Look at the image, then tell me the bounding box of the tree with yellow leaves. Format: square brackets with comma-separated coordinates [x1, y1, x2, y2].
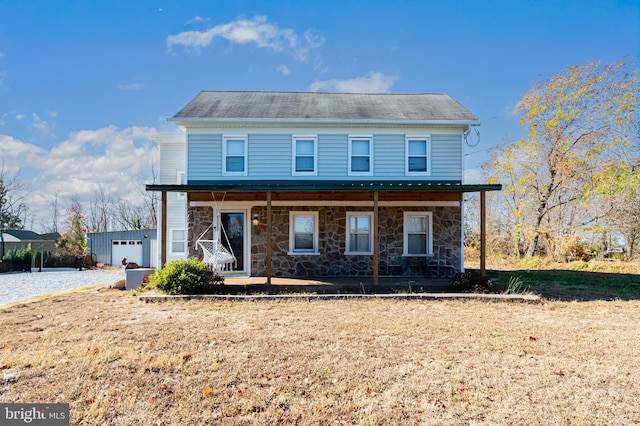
[488, 60, 638, 258]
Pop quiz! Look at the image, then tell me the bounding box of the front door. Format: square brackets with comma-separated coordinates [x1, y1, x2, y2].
[219, 212, 245, 273]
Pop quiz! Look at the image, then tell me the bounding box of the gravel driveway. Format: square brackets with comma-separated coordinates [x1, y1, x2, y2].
[0, 268, 125, 307]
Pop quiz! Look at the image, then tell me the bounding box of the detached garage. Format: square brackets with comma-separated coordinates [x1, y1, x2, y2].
[111, 240, 143, 266]
[87, 230, 157, 268]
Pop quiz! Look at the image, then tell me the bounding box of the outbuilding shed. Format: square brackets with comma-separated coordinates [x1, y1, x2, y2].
[86, 230, 157, 268]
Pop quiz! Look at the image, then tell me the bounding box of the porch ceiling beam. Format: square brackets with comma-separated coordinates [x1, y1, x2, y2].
[185, 191, 464, 203]
[147, 181, 502, 193]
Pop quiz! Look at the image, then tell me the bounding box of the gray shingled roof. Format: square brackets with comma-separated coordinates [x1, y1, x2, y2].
[172, 91, 478, 122]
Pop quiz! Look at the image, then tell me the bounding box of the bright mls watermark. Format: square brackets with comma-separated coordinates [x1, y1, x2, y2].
[0, 404, 69, 425]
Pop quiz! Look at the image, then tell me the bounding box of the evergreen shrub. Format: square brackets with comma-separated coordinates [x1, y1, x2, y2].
[149, 258, 225, 295]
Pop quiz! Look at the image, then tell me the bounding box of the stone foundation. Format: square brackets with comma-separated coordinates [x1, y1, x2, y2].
[188, 205, 461, 278]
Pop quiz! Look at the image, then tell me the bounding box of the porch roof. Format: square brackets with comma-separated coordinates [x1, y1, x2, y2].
[146, 180, 501, 193]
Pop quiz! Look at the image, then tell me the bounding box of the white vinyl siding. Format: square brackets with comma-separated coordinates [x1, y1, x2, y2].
[348, 136, 373, 176]
[403, 212, 433, 256]
[223, 135, 248, 176]
[346, 212, 373, 254]
[289, 211, 319, 254]
[159, 142, 186, 229]
[176, 171, 185, 199]
[292, 135, 318, 176]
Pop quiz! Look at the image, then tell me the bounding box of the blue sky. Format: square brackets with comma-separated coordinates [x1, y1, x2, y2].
[0, 0, 638, 231]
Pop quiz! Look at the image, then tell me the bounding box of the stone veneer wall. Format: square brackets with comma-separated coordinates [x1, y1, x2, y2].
[187, 206, 214, 259]
[187, 205, 461, 278]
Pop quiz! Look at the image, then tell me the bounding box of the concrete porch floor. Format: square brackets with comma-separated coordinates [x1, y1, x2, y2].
[221, 276, 456, 295]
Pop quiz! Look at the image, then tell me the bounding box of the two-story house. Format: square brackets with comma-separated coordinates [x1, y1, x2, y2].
[147, 91, 500, 283]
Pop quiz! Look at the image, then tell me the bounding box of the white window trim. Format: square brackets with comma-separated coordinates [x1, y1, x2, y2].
[169, 228, 186, 255]
[405, 135, 432, 176]
[292, 134, 318, 176]
[403, 211, 433, 256]
[345, 211, 374, 255]
[223, 135, 248, 176]
[177, 171, 185, 199]
[348, 135, 373, 176]
[288, 211, 320, 255]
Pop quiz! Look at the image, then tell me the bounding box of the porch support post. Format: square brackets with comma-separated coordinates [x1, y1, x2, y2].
[161, 191, 167, 268]
[480, 190, 486, 278]
[373, 191, 379, 285]
[266, 191, 272, 285]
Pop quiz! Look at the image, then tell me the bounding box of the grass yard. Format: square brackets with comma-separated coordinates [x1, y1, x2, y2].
[1, 281, 639, 425]
[491, 268, 640, 301]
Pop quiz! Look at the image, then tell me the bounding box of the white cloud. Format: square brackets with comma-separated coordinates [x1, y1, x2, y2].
[0, 126, 158, 231]
[186, 16, 209, 25]
[167, 15, 323, 63]
[295, 29, 325, 62]
[277, 64, 291, 76]
[32, 113, 54, 136]
[0, 135, 47, 170]
[119, 82, 142, 90]
[309, 72, 399, 93]
[464, 168, 486, 184]
[15, 114, 26, 121]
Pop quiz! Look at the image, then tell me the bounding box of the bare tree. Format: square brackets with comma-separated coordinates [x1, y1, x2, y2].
[88, 184, 114, 232]
[50, 189, 60, 232]
[0, 165, 27, 258]
[134, 160, 159, 230]
[0, 168, 26, 230]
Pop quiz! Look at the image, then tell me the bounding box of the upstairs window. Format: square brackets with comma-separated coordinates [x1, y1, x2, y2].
[223, 136, 247, 176]
[346, 212, 373, 254]
[292, 135, 317, 175]
[403, 212, 433, 256]
[405, 135, 431, 175]
[349, 136, 373, 175]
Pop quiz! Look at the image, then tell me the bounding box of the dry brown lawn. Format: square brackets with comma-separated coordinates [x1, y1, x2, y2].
[1, 287, 639, 425]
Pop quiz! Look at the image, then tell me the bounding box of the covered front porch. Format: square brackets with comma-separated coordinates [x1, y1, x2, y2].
[146, 180, 501, 285]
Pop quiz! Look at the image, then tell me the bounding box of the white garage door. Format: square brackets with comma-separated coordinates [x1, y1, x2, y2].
[112, 240, 143, 266]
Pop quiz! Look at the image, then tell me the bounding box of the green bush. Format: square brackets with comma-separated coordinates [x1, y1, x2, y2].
[2, 246, 39, 272]
[149, 258, 224, 295]
[2, 246, 36, 262]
